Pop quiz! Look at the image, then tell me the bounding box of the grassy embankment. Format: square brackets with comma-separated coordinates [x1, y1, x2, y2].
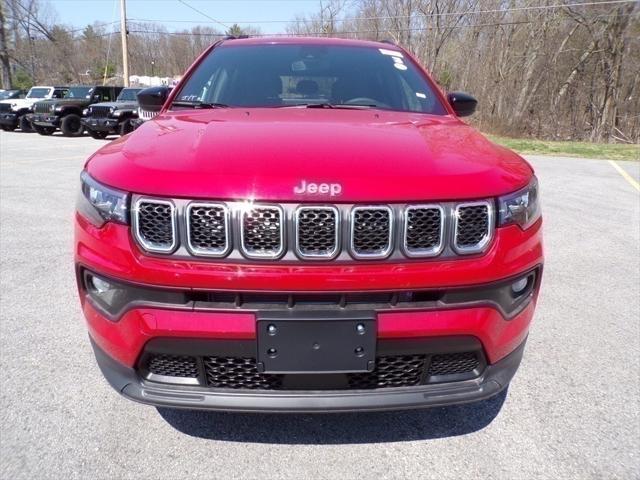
[487, 135, 639, 161]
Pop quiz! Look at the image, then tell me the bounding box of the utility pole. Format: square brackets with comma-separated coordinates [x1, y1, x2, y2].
[120, 0, 130, 87]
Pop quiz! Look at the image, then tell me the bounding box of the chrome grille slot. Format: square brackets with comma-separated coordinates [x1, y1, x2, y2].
[295, 206, 339, 259]
[133, 198, 177, 253]
[240, 205, 284, 258]
[187, 203, 230, 257]
[350, 206, 393, 259]
[454, 201, 494, 254]
[138, 108, 157, 120]
[404, 205, 444, 257]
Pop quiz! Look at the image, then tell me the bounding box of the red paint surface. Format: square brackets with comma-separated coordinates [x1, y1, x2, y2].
[75, 213, 542, 291]
[84, 298, 536, 368]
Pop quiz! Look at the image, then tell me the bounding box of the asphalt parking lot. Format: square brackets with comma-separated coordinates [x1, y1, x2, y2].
[1, 131, 638, 480]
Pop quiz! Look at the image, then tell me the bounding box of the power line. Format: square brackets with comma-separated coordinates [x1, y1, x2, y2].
[175, 0, 230, 30]
[130, 0, 637, 26]
[126, 13, 637, 37]
[64, 21, 121, 34]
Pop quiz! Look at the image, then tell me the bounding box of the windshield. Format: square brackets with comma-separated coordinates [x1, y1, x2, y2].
[0, 91, 14, 99]
[65, 87, 93, 99]
[174, 44, 447, 114]
[117, 88, 141, 101]
[26, 88, 52, 99]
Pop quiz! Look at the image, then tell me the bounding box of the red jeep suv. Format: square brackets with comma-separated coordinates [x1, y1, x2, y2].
[75, 37, 543, 412]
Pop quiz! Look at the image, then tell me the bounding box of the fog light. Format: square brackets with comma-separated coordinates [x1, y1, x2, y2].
[511, 277, 529, 294]
[91, 276, 112, 294]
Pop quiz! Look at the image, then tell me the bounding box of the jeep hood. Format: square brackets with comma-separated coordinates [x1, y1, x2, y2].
[1, 98, 42, 108]
[50, 98, 90, 107]
[87, 108, 533, 202]
[92, 100, 138, 109]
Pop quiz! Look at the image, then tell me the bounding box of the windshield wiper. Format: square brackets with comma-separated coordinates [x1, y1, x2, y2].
[171, 100, 229, 109]
[304, 102, 378, 109]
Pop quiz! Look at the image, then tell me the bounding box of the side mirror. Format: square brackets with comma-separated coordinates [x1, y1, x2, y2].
[137, 86, 171, 112]
[447, 92, 477, 117]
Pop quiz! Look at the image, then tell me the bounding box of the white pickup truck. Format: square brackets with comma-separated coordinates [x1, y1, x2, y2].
[0, 86, 68, 132]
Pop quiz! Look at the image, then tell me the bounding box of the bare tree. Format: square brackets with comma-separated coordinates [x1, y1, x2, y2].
[0, 1, 12, 88]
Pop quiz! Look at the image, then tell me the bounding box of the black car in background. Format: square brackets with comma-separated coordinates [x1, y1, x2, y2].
[28, 85, 123, 136]
[81, 87, 142, 138]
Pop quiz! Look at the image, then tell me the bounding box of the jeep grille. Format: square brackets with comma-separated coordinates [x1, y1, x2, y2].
[0, 103, 11, 113]
[89, 106, 111, 118]
[131, 197, 495, 261]
[33, 102, 52, 114]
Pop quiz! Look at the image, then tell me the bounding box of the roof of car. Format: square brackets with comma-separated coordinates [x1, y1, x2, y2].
[220, 36, 403, 52]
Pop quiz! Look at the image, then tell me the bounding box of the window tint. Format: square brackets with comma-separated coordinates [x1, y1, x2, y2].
[66, 87, 93, 99]
[27, 87, 52, 99]
[117, 88, 142, 101]
[175, 44, 446, 114]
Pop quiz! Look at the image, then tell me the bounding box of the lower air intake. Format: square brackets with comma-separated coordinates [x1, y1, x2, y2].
[427, 351, 480, 377]
[148, 354, 199, 378]
[143, 351, 483, 390]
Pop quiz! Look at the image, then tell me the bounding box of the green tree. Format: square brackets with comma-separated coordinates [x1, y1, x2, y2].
[13, 69, 33, 90]
[225, 24, 245, 37]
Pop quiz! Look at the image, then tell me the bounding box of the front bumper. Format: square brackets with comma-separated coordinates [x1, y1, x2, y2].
[0, 113, 19, 127]
[76, 212, 543, 411]
[92, 336, 526, 412]
[28, 113, 60, 127]
[81, 117, 119, 132]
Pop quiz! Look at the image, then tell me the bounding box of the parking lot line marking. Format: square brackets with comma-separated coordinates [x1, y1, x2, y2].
[608, 160, 639, 192]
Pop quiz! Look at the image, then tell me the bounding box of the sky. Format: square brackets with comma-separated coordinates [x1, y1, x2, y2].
[48, 0, 321, 34]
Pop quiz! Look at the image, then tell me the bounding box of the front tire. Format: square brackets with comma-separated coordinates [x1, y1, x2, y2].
[33, 125, 55, 135]
[60, 114, 84, 137]
[19, 115, 33, 133]
[119, 118, 134, 136]
[88, 129, 108, 139]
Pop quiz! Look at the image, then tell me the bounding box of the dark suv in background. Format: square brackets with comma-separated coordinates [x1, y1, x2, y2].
[81, 87, 142, 138]
[29, 85, 123, 137]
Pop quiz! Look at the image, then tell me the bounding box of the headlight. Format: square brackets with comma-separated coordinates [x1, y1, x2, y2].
[78, 171, 129, 227]
[10, 103, 18, 111]
[50, 104, 56, 112]
[498, 177, 541, 230]
[83, 108, 89, 116]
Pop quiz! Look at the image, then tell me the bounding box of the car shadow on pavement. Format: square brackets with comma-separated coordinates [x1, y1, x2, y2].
[156, 389, 507, 444]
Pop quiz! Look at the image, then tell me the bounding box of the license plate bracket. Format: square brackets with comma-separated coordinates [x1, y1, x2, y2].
[256, 312, 376, 374]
